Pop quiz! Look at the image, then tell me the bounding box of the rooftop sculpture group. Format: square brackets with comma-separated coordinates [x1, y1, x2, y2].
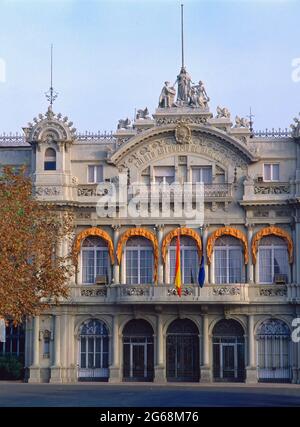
[159, 67, 210, 109]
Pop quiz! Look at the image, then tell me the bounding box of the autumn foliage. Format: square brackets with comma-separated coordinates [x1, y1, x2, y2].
[0, 167, 74, 323]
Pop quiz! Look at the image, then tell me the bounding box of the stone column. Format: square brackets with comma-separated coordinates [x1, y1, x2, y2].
[210, 251, 215, 285]
[112, 225, 120, 284]
[202, 225, 209, 285]
[156, 224, 164, 284]
[28, 316, 40, 383]
[246, 224, 254, 284]
[292, 227, 296, 284]
[109, 315, 121, 382]
[296, 219, 300, 284]
[200, 314, 211, 382]
[154, 315, 166, 382]
[121, 248, 126, 284]
[246, 314, 257, 383]
[50, 314, 62, 383]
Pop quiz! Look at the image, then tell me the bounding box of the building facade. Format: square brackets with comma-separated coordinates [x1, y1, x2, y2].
[1, 66, 300, 384]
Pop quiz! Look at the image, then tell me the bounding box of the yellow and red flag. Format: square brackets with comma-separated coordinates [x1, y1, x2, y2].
[174, 232, 182, 297]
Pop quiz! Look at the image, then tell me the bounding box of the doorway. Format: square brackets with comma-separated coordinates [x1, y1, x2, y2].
[123, 319, 154, 381]
[213, 319, 245, 382]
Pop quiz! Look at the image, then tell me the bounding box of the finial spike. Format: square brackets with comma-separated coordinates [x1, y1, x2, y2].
[247, 106, 255, 137]
[45, 43, 58, 106]
[181, 4, 184, 69]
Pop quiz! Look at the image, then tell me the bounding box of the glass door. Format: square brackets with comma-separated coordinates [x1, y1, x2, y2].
[221, 343, 236, 379]
[131, 343, 147, 378]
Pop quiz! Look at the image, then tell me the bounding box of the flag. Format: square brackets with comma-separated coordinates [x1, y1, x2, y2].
[0, 318, 6, 343]
[174, 233, 182, 297]
[198, 255, 205, 288]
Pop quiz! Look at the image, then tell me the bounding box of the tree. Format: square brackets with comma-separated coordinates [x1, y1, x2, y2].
[0, 166, 74, 324]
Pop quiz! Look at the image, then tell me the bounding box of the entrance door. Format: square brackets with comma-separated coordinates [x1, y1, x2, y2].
[213, 319, 245, 382]
[78, 319, 109, 381]
[166, 319, 200, 382]
[130, 343, 147, 378]
[221, 343, 236, 379]
[123, 320, 154, 382]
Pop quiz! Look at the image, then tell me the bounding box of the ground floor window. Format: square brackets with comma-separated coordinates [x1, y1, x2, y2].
[257, 319, 291, 382]
[78, 319, 109, 381]
[0, 322, 24, 359]
[0, 321, 25, 380]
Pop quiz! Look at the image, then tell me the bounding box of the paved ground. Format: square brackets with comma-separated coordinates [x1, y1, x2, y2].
[0, 382, 300, 407]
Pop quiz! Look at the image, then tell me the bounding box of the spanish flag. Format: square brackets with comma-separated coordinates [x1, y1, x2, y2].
[174, 232, 182, 297]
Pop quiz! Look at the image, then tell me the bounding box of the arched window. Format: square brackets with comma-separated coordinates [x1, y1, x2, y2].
[125, 237, 153, 285]
[81, 237, 110, 284]
[78, 319, 109, 381]
[44, 147, 56, 171]
[258, 236, 289, 284]
[169, 236, 198, 284]
[214, 236, 244, 284]
[257, 319, 291, 382]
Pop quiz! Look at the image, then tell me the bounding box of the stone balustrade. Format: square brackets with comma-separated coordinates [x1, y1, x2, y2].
[68, 283, 291, 305]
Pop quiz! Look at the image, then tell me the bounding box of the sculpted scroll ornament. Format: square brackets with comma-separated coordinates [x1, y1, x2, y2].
[72, 227, 115, 266]
[116, 228, 159, 283]
[251, 226, 293, 264]
[161, 227, 202, 263]
[206, 227, 249, 264]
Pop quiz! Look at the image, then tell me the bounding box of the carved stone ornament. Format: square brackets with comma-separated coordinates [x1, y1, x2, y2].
[35, 186, 61, 196]
[23, 106, 76, 144]
[212, 286, 241, 296]
[175, 123, 191, 144]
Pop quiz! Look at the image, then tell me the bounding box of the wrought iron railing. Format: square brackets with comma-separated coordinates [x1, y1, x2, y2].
[253, 128, 291, 138]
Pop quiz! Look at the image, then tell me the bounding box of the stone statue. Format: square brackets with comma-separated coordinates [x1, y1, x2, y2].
[175, 67, 192, 104]
[235, 116, 249, 128]
[216, 106, 230, 119]
[158, 81, 176, 108]
[291, 115, 300, 137]
[189, 80, 210, 108]
[117, 118, 131, 130]
[136, 107, 150, 119]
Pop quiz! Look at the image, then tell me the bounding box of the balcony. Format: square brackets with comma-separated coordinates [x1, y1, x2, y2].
[243, 180, 293, 203]
[67, 283, 290, 305]
[76, 183, 233, 203]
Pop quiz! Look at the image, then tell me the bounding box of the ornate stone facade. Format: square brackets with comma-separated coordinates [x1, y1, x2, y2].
[1, 64, 300, 386]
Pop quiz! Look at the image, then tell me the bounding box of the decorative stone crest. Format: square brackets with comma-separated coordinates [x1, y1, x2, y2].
[23, 106, 76, 145]
[175, 122, 191, 144]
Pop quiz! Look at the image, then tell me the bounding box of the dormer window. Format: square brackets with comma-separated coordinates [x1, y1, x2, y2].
[44, 148, 56, 171]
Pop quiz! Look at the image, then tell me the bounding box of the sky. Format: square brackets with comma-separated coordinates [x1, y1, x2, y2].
[0, 0, 300, 134]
